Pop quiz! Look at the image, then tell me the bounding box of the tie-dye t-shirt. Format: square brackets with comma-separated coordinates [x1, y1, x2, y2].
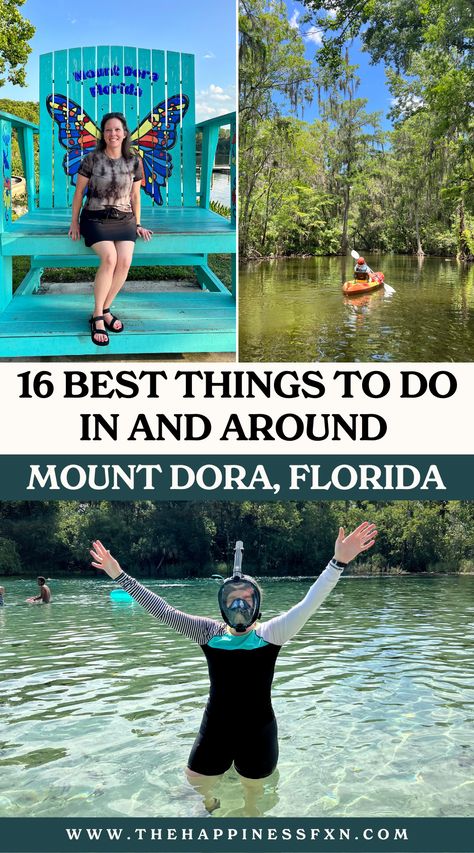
[78, 151, 143, 212]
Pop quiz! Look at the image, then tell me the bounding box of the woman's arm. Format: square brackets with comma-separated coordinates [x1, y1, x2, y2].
[258, 522, 377, 646]
[90, 540, 221, 644]
[68, 174, 89, 240]
[131, 178, 152, 242]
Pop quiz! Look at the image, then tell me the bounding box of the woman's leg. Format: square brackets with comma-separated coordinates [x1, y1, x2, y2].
[103, 241, 135, 330]
[186, 717, 233, 813]
[234, 717, 279, 814]
[237, 775, 265, 816]
[90, 241, 117, 343]
[236, 770, 280, 817]
[185, 767, 223, 814]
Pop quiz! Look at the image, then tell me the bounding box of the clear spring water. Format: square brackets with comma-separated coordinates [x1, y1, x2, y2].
[1, 574, 473, 817]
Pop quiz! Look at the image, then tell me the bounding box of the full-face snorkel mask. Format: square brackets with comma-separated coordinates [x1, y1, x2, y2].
[218, 541, 261, 633]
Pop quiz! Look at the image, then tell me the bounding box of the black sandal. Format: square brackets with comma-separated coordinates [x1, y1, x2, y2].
[103, 306, 124, 333]
[89, 315, 110, 347]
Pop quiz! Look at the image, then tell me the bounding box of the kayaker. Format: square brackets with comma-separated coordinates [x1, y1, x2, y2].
[354, 257, 370, 281]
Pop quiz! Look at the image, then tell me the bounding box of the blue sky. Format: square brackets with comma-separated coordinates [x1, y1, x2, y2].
[1, 0, 236, 121]
[284, 1, 393, 130]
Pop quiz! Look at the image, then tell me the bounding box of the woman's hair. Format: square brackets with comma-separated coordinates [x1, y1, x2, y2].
[97, 112, 134, 159]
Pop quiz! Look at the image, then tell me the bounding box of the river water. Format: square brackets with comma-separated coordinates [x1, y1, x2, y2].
[1, 574, 473, 818]
[199, 169, 230, 207]
[239, 255, 474, 362]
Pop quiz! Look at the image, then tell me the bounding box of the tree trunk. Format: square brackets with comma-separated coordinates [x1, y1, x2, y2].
[341, 183, 350, 254]
[260, 169, 273, 250]
[457, 198, 473, 261]
[415, 209, 425, 257]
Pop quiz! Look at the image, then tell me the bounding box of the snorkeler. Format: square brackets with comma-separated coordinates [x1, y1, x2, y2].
[90, 522, 376, 795]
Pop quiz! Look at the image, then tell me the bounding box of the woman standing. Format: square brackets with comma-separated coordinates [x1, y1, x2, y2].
[69, 112, 152, 346]
[90, 522, 376, 811]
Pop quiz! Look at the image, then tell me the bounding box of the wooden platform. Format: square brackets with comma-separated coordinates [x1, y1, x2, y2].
[0, 291, 235, 357]
[2, 207, 235, 256]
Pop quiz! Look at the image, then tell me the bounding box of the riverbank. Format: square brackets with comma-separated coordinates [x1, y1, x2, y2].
[242, 251, 472, 262]
[2, 565, 473, 581]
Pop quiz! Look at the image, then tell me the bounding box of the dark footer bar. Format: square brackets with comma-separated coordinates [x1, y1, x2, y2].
[0, 818, 472, 853]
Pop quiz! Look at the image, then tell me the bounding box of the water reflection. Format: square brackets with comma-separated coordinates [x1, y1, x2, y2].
[239, 255, 474, 361]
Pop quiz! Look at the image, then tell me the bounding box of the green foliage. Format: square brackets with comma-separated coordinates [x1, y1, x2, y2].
[12, 255, 232, 292]
[196, 128, 230, 162]
[239, 0, 316, 255]
[240, 1, 473, 258]
[0, 536, 22, 574]
[0, 98, 39, 177]
[0, 0, 35, 87]
[0, 501, 472, 577]
[210, 200, 231, 219]
[239, 0, 314, 124]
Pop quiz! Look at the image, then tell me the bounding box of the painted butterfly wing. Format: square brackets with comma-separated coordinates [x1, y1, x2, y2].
[130, 94, 189, 205]
[46, 94, 99, 184]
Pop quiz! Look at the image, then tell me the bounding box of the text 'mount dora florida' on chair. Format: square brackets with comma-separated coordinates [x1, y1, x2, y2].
[0, 46, 236, 357]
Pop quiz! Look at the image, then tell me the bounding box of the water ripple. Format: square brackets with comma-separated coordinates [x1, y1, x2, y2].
[1, 575, 473, 817]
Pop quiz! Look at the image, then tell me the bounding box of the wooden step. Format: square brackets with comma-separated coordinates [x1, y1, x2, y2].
[0, 291, 235, 357]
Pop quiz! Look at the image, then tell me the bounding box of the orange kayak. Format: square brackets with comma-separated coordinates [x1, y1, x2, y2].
[342, 272, 385, 295]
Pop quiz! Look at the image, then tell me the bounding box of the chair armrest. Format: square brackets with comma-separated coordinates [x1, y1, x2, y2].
[0, 112, 39, 224]
[195, 112, 236, 133]
[0, 110, 39, 132]
[196, 112, 236, 217]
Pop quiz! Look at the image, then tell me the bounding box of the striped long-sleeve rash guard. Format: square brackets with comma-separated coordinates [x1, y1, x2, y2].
[117, 561, 344, 723]
[116, 560, 343, 647]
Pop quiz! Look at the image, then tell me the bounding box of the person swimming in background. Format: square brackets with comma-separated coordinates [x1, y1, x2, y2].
[0, 586, 4, 606]
[30, 576, 52, 603]
[90, 522, 377, 814]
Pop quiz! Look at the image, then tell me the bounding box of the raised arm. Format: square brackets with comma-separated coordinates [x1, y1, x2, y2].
[90, 540, 221, 645]
[258, 522, 377, 646]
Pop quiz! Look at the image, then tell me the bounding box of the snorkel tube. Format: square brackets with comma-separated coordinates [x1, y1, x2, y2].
[218, 541, 262, 632]
[234, 539, 244, 577]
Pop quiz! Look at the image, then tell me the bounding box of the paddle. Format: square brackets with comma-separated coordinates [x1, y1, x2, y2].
[350, 249, 396, 295]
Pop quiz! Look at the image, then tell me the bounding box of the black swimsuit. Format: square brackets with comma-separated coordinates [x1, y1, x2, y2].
[188, 641, 280, 777]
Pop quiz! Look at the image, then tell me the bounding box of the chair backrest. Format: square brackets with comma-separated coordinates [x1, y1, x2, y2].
[39, 46, 196, 209]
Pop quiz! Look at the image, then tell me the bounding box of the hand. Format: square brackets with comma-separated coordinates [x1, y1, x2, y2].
[68, 221, 80, 240]
[334, 522, 377, 564]
[137, 226, 153, 242]
[90, 540, 122, 579]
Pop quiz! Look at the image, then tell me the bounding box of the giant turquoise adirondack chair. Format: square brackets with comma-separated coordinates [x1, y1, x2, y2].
[0, 46, 236, 357]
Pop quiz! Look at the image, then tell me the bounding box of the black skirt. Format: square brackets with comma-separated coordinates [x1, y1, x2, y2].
[80, 207, 137, 247]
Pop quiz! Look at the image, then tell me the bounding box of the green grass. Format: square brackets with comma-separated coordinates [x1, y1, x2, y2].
[12, 254, 232, 292]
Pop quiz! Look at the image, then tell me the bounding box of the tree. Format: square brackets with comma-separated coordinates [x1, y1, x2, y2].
[0, 536, 22, 574]
[0, 0, 35, 87]
[299, 0, 474, 258]
[239, 0, 314, 255]
[318, 61, 384, 253]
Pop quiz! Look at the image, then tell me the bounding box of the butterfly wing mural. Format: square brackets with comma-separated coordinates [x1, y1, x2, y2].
[46, 94, 100, 184]
[130, 94, 189, 205]
[47, 93, 189, 205]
